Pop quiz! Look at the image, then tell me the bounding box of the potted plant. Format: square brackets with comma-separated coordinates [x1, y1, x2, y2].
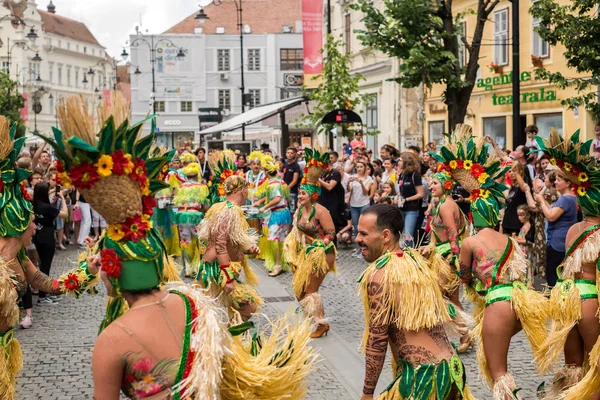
[531, 55, 544, 68]
[488, 62, 503, 74]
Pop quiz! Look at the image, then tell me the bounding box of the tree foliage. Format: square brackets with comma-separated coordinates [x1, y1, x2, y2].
[298, 34, 372, 137]
[531, 0, 600, 122]
[0, 72, 27, 138]
[350, 0, 500, 131]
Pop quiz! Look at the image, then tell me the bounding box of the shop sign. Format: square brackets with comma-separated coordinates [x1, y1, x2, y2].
[477, 71, 533, 91]
[165, 120, 182, 126]
[492, 88, 556, 106]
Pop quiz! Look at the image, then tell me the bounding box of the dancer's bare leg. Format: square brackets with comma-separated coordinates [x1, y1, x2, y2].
[238, 301, 258, 322]
[578, 299, 600, 400]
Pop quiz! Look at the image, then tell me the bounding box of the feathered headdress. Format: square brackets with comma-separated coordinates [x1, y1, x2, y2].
[261, 155, 279, 175]
[248, 150, 264, 165]
[35, 93, 179, 332]
[209, 150, 246, 202]
[300, 148, 330, 202]
[430, 125, 511, 227]
[0, 117, 33, 237]
[536, 129, 600, 216]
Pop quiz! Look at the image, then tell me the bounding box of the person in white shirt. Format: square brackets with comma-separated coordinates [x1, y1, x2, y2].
[346, 161, 374, 259]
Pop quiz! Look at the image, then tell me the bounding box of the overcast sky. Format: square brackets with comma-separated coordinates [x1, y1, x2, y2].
[52, 0, 211, 60]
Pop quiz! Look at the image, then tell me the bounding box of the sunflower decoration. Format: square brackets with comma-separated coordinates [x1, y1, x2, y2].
[208, 150, 246, 203]
[536, 129, 600, 216]
[35, 93, 179, 332]
[430, 125, 511, 228]
[300, 148, 330, 202]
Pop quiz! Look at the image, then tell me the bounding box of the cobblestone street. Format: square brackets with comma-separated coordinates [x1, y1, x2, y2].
[16, 246, 550, 399]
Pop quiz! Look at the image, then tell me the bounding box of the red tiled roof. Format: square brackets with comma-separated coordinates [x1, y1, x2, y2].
[164, 0, 301, 35]
[38, 10, 101, 47]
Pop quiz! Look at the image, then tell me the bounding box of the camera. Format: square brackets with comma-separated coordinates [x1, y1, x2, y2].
[451, 193, 460, 201]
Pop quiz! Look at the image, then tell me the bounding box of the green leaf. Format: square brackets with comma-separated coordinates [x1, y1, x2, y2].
[67, 136, 100, 154]
[228, 321, 255, 337]
[413, 363, 435, 400]
[15, 167, 31, 184]
[570, 129, 580, 145]
[145, 157, 167, 179]
[435, 360, 452, 400]
[440, 147, 455, 162]
[51, 127, 65, 152]
[399, 359, 415, 398]
[11, 137, 26, 164]
[149, 180, 169, 194]
[133, 134, 155, 160]
[97, 116, 116, 154]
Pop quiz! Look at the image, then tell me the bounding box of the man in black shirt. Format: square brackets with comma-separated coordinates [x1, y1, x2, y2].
[318, 164, 345, 232]
[283, 147, 301, 214]
[195, 147, 211, 183]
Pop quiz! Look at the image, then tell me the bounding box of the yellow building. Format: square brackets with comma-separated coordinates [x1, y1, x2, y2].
[424, 0, 595, 150]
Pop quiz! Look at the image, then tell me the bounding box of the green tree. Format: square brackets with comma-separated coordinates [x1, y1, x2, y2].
[531, 0, 600, 122]
[351, 0, 501, 131]
[0, 72, 27, 137]
[298, 34, 371, 137]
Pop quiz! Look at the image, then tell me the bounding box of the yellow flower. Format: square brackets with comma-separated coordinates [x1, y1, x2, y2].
[480, 189, 490, 199]
[579, 172, 589, 183]
[142, 215, 153, 228]
[463, 160, 473, 170]
[107, 224, 125, 241]
[96, 155, 114, 178]
[549, 158, 557, 165]
[577, 186, 587, 197]
[477, 173, 489, 184]
[141, 178, 151, 196]
[123, 155, 134, 175]
[449, 160, 458, 169]
[58, 172, 72, 188]
[564, 162, 572, 172]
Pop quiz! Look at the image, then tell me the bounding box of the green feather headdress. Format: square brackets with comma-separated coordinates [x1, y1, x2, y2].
[209, 150, 246, 203]
[301, 148, 330, 201]
[430, 125, 511, 227]
[536, 129, 600, 216]
[0, 117, 33, 237]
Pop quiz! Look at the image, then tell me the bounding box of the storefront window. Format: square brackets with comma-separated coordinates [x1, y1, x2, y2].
[534, 113, 562, 138]
[483, 116, 507, 149]
[428, 121, 445, 147]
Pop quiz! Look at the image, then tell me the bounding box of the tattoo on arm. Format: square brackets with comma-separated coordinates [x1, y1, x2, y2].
[363, 281, 389, 395]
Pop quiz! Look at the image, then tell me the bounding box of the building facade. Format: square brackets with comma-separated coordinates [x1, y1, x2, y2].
[0, 0, 115, 141]
[423, 0, 595, 150]
[130, 0, 303, 150]
[329, 0, 423, 152]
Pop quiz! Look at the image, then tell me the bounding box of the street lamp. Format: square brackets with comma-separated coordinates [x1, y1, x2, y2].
[196, 1, 248, 140]
[121, 35, 186, 114]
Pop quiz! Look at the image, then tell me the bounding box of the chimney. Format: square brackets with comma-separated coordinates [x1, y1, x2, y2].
[47, 1, 56, 14]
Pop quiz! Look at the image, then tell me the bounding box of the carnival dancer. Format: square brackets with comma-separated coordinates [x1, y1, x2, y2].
[431, 126, 548, 399]
[153, 160, 185, 257]
[533, 130, 600, 400]
[196, 151, 263, 322]
[284, 148, 337, 338]
[258, 156, 292, 276]
[421, 171, 472, 352]
[357, 204, 476, 400]
[39, 95, 317, 400]
[246, 151, 269, 261]
[172, 162, 210, 277]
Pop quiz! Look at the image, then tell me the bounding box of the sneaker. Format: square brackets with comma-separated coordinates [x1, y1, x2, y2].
[20, 316, 32, 329]
[48, 295, 61, 301]
[58, 244, 67, 250]
[38, 298, 56, 305]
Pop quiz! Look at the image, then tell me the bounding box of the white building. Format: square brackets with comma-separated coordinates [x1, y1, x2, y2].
[0, 0, 115, 141]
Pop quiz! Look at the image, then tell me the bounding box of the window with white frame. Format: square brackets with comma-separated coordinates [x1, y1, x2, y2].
[67, 66, 72, 87]
[248, 49, 260, 71]
[181, 101, 193, 112]
[48, 62, 54, 83]
[57, 64, 63, 85]
[218, 89, 231, 111]
[75, 68, 79, 88]
[48, 94, 54, 114]
[532, 1, 549, 57]
[493, 9, 509, 65]
[429, 121, 445, 145]
[248, 89, 261, 108]
[534, 113, 562, 137]
[155, 101, 166, 112]
[217, 49, 230, 71]
[365, 94, 378, 132]
[483, 116, 507, 149]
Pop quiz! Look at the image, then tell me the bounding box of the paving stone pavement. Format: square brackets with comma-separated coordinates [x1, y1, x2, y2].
[15, 245, 550, 399]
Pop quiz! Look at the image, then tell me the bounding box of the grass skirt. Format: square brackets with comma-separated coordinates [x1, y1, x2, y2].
[0, 336, 22, 400]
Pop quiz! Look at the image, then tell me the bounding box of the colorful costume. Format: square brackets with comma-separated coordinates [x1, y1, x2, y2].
[196, 152, 264, 319]
[284, 149, 336, 326]
[246, 151, 269, 261]
[533, 130, 600, 400]
[172, 162, 210, 277]
[358, 250, 476, 400]
[153, 168, 184, 257]
[262, 156, 291, 272]
[39, 95, 316, 400]
[431, 126, 549, 398]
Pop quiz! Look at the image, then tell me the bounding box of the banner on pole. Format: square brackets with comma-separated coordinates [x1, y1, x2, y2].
[302, 0, 324, 88]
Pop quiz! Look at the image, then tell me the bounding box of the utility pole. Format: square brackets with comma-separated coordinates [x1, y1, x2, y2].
[239, 0, 246, 141]
[511, 0, 521, 147]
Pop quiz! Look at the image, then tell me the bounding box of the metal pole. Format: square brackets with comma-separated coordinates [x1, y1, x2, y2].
[151, 35, 156, 114]
[7, 38, 10, 109]
[239, 0, 246, 141]
[327, 0, 332, 34]
[511, 0, 521, 147]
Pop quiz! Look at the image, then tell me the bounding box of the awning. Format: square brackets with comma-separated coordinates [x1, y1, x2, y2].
[199, 96, 307, 135]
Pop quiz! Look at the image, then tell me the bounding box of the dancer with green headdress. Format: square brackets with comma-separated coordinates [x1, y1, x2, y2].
[533, 129, 600, 400]
[284, 148, 337, 338]
[432, 126, 550, 399]
[0, 114, 100, 399]
[258, 155, 291, 276]
[40, 94, 317, 400]
[421, 169, 472, 352]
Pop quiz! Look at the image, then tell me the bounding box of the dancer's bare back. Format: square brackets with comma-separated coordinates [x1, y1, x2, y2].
[461, 228, 510, 287]
[565, 222, 599, 281]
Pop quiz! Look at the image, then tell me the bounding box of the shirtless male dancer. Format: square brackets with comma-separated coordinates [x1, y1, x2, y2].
[357, 204, 475, 400]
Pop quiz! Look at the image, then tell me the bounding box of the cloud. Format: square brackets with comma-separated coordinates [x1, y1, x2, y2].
[48, 0, 211, 58]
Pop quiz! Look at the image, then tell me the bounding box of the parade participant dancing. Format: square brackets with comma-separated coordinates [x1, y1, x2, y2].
[38, 95, 317, 400]
[284, 148, 337, 338]
[432, 127, 548, 399]
[533, 130, 600, 400]
[172, 162, 210, 277]
[423, 171, 471, 352]
[153, 159, 185, 257]
[196, 151, 263, 321]
[246, 151, 269, 261]
[356, 204, 476, 400]
[258, 156, 291, 276]
[0, 116, 100, 399]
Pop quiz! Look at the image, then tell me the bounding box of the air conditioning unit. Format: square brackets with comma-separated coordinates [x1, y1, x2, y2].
[220, 73, 229, 81]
